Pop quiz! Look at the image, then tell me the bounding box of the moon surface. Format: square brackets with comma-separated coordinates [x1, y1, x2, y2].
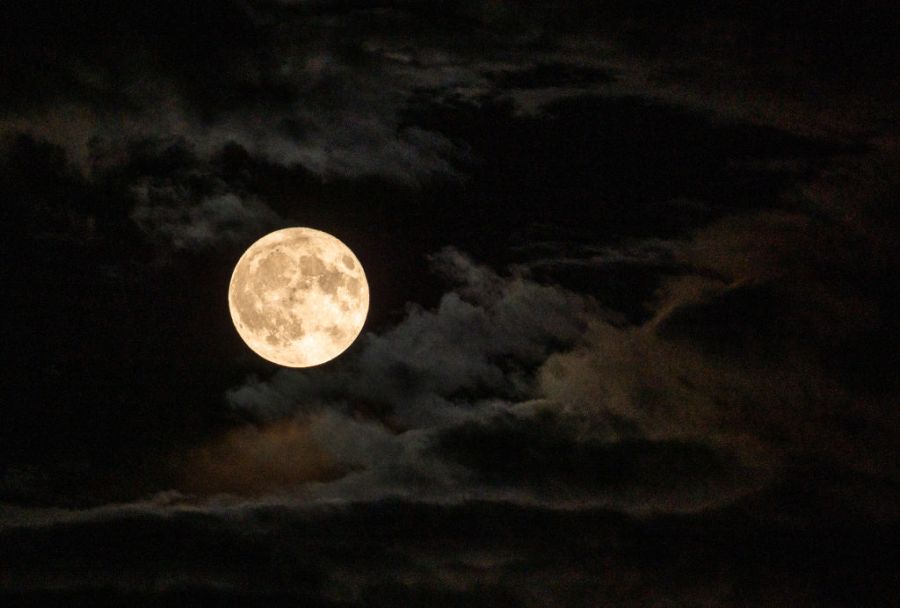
[228, 227, 369, 367]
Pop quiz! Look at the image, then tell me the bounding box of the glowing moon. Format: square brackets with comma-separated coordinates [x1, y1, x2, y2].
[228, 227, 369, 367]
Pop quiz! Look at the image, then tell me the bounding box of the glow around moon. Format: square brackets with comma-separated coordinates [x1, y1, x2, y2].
[228, 227, 369, 367]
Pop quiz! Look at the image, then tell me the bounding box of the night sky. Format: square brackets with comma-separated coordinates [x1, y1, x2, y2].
[2, 1, 899, 605]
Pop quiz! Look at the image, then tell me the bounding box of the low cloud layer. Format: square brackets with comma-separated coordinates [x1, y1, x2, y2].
[2, 497, 897, 606]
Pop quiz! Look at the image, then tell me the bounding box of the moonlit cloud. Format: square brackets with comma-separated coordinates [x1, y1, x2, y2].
[131, 190, 280, 250]
[227, 248, 592, 425]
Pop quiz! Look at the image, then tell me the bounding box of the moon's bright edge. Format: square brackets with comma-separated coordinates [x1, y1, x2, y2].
[228, 227, 369, 367]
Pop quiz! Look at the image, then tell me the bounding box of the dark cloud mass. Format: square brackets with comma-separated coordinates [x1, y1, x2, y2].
[1, 0, 898, 605]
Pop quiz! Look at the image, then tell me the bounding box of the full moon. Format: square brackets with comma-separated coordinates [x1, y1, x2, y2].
[228, 227, 369, 367]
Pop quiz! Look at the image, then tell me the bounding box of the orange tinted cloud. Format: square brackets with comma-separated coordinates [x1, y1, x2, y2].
[177, 419, 347, 497]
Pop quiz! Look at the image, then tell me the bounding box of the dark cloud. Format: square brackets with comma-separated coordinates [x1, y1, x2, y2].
[130, 189, 279, 251]
[0, 0, 484, 182]
[432, 408, 754, 510]
[515, 0, 900, 136]
[2, 499, 897, 606]
[538, 206, 900, 494]
[486, 62, 615, 90]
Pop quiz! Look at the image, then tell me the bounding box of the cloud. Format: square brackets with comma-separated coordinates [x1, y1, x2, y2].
[0, 1, 476, 182]
[227, 247, 593, 426]
[0, 0, 631, 185]
[217, 250, 699, 509]
[2, 497, 897, 606]
[3, 0, 894, 204]
[131, 189, 280, 251]
[531, 0, 900, 137]
[215, 246, 760, 513]
[175, 419, 346, 497]
[211, 140, 900, 514]
[431, 407, 756, 511]
[538, 207, 900, 490]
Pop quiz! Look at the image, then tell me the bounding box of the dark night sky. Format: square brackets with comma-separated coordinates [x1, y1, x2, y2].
[1, 1, 899, 605]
